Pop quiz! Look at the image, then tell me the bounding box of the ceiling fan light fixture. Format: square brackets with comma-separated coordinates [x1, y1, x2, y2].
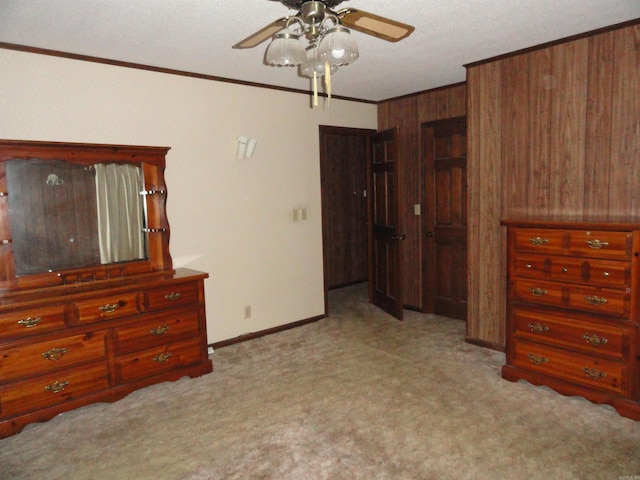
[318, 25, 359, 66]
[300, 45, 338, 78]
[265, 29, 305, 66]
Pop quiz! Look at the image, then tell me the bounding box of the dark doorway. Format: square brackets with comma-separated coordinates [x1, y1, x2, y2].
[319, 126, 374, 312]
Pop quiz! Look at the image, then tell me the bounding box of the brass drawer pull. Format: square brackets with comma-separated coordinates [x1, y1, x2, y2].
[582, 333, 608, 346]
[528, 323, 549, 333]
[582, 367, 606, 380]
[45, 379, 69, 394]
[151, 325, 169, 335]
[530, 288, 548, 297]
[18, 316, 42, 328]
[42, 347, 68, 361]
[153, 351, 172, 363]
[529, 237, 549, 246]
[525, 264, 533, 269]
[98, 303, 120, 313]
[602, 272, 610, 278]
[585, 295, 608, 306]
[586, 239, 609, 249]
[164, 292, 181, 301]
[528, 354, 548, 365]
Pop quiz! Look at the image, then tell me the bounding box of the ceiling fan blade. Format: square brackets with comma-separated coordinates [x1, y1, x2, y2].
[232, 17, 288, 49]
[337, 9, 414, 42]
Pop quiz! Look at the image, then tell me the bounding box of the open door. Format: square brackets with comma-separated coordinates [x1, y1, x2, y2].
[368, 127, 404, 319]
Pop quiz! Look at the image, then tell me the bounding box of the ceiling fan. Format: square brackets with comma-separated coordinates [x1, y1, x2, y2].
[233, 0, 414, 106]
[233, 0, 415, 50]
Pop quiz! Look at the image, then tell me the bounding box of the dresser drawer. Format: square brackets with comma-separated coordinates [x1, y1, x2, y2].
[113, 308, 200, 355]
[511, 308, 627, 360]
[511, 279, 564, 308]
[115, 338, 202, 384]
[512, 278, 629, 317]
[73, 292, 141, 324]
[512, 340, 627, 396]
[568, 230, 631, 260]
[566, 284, 629, 317]
[0, 331, 108, 382]
[513, 254, 629, 288]
[145, 282, 199, 311]
[514, 228, 566, 255]
[0, 304, 67, 340]
[0, 362, 110, 417]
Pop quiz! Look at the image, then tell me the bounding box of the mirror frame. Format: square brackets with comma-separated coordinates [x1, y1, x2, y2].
[0, 140, 173, 292]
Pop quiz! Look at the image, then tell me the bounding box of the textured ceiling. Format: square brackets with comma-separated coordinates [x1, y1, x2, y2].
[0, 0, 638, 102]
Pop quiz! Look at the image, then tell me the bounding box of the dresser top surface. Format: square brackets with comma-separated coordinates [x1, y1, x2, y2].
[501, 217, 640, 230]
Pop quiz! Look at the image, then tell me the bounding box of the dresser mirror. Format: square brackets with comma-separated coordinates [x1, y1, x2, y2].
[0, 140, 173, 293]
[6, 159, 147, 275]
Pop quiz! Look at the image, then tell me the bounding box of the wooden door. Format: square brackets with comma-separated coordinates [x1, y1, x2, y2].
[369, 127, 404, 320]
[319, 126, 372, 290]
[423, 117, 467, 320]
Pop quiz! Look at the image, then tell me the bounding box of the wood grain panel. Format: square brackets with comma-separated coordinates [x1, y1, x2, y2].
[584, 31, 614, 216]
[548, 40, 588, 216]
[466, 67, 481, 337]
[501, 54, 530, 216]
[527, 48, 553, 216]
[466, 61, 504, 345]
[610, 25, 640, 216]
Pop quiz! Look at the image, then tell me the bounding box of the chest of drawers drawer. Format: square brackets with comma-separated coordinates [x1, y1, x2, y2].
[513, 254, 629, 287]
[511, 307, 628, 360]
[115, 338, 203, 384]
[72, 291, 141, 325]
[0, 362, 110, 417]
[113, 308, 200, 355]
[514, 228, 631, 260]
[0, 304, 67, 340]
[511, 278, 630, 317]
[0, 331, 108, 382]
[512, 339, 627, 396]
[145, 282, 199, 311]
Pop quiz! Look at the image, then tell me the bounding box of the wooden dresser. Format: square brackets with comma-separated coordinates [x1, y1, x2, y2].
[0, 140, 212, 437]
[501, 219, 640, 420]
[0, 269, 212, 437]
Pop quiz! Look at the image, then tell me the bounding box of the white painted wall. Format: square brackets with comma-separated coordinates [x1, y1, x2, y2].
[0, 49, 377, 343]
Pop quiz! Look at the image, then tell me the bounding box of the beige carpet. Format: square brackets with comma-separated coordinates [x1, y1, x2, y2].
[1, 283, 639, 479]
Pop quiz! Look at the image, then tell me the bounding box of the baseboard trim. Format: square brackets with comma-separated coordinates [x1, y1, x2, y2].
[465, 336, 505, 352]
[210, 314, 327, 349]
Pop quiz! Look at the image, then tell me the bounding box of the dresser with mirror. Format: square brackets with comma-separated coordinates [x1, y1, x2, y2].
[0, 140, 212, 437]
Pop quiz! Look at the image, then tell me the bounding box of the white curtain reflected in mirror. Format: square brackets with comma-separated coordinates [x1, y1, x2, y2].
[94, 163, 146, 264]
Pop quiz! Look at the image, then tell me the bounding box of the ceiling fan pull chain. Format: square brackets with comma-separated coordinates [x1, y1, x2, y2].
[313, 71, 318, 107]
[325, 61, 331, 106]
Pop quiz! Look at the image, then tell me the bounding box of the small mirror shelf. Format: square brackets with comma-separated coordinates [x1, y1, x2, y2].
[0, 140, 173, 293]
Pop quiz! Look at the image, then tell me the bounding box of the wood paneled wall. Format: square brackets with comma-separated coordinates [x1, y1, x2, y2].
[378, 84, 466, 309]
[467, 22, 640, 349]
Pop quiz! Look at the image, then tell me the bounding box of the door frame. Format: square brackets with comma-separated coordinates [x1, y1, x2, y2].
[319, 125, 376, 314]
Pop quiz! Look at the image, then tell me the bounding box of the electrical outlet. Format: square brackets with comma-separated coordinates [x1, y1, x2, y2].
[244, 305, 252, 319]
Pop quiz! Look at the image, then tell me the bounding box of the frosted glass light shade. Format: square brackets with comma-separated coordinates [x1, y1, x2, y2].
[265, 30, 305, 66]
[300, 46, 338, 78]
[318, 26, 359, 66]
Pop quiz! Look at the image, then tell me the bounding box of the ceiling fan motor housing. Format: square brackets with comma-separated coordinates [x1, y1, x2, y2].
[277, 0, 346, 10]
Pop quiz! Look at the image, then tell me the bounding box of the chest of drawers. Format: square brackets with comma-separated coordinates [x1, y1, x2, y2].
[0, 268, 212, 437]
[501, 220, 640, 420]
